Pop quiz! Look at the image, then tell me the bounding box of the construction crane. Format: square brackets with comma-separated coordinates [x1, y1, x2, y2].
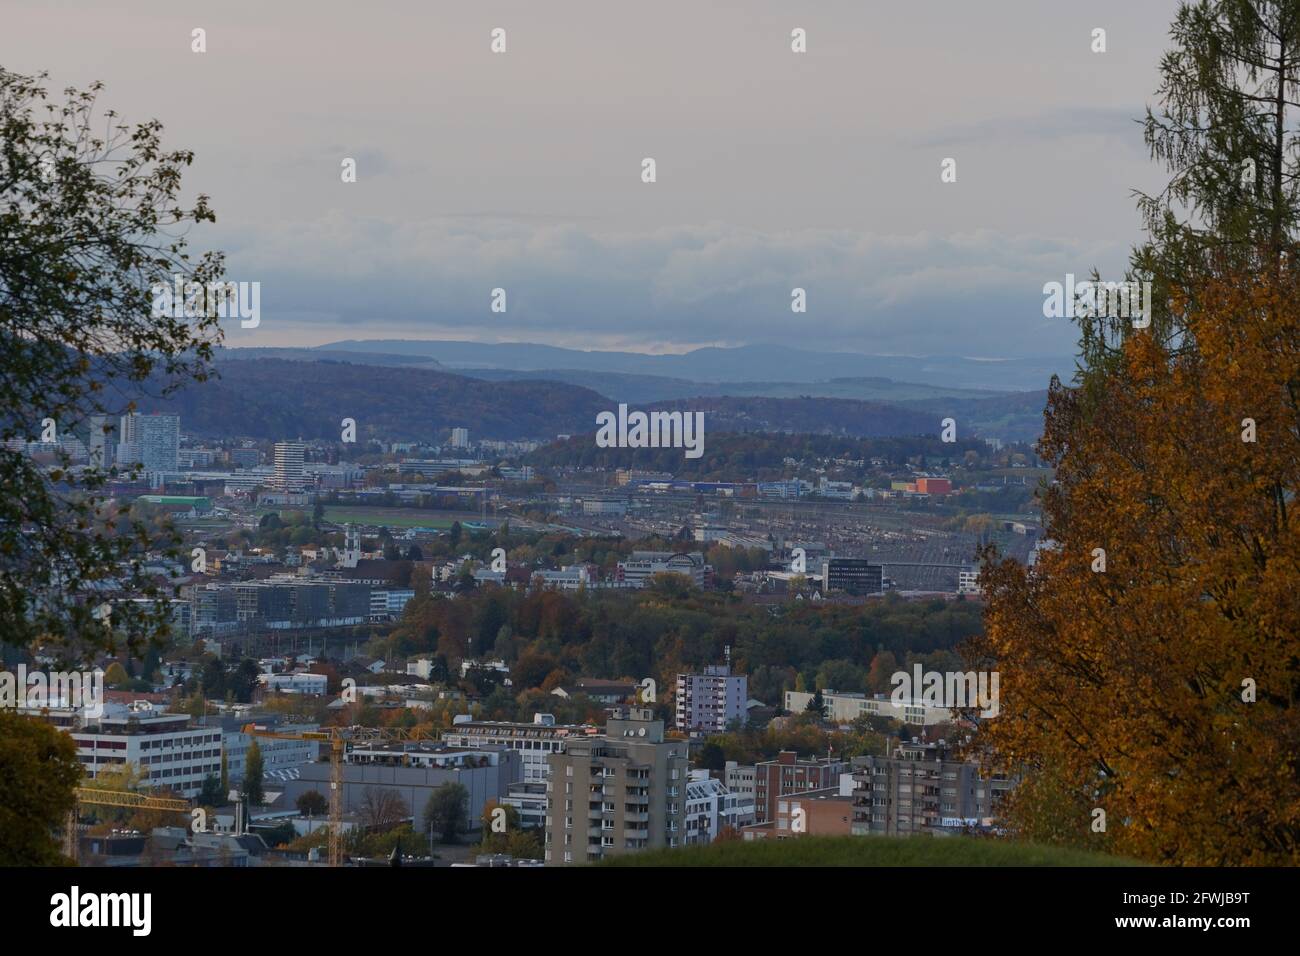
[241, 723, 426, 867]
[66, 787, 192, 864]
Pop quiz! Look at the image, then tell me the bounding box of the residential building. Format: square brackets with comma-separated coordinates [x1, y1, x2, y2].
[543, 707, 690, 865]
[675, 662, 747, 734]
[683, 770, 755, 844]
[850, 739, 1014, 836]
[752, 750, 850, 824]
[272, 441, 306, 491]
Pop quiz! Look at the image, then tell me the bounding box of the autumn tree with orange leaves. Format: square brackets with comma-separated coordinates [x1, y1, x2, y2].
[969, 0, 1300, 865]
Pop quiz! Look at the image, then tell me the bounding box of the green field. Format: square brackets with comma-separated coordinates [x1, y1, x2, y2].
[598, 835, 1138, 867]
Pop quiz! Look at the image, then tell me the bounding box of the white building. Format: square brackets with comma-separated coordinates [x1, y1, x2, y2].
[958, 568, 982, 595]
[675, 662, 747, 734]
[70, 710, 222, 799]
[784, 689, 954, 726]
[260, 672, 329, 695]
[617, 551, 709, 589]
[441, 713, 594, 783]
[684, 770, 756, 844]
[272, 441, 306, 491]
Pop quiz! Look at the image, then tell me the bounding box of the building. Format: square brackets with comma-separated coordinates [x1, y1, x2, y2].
[675, 662, 747, 734]
[86, 414, 116, 469]
[279, 742, 521, 835]
[752, 750, 850, 824]
[850, 739, 1014, 836]
[543, 707, 690, 865]
[550, 678, 637, 705]
[260, 672, 329, 695]
[683, 770, 755, 844]
[724, 761, 757, 804]
[217, 716, 318, 785]
[70, 709, 223, 799]
[616, 551, 710, 589]
[784, 689, 955, 726]
[915, 476, 952, 495]
[958, 567, 982, 596]
[272, 441, 306, 491]
[821, 558, 884, 595]
[115, 412, 177, 472]
[450, 427, 470, 449]
[742, 778, 856, 840]
[442, 713, 596, 783]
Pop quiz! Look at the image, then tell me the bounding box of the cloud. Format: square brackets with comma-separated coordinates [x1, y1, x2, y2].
[214, 215, 1131, 358]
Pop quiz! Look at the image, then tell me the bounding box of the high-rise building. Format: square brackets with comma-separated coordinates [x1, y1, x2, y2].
[272, 441, 306, 490]
[675, 661, 747, 734]
[138, 414, 180, 472]
[544, 707, 689, 865]
[450, 427, 470, 449]
[114, 413, 179, 473]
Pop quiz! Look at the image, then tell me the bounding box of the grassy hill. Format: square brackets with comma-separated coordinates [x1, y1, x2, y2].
[598, 835, 1138, 867]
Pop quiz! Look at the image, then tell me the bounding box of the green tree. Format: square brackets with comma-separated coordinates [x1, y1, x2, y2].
[243, 740, 264, 805]
[297, 790, 328, 818]
[0, 710, 82, 865]
[422, 782, 468, 844]
[0, 69, 224, 662]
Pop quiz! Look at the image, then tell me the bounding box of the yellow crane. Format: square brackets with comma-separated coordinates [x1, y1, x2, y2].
[241, 723, 426, 867]
[66, 787, 192, 864]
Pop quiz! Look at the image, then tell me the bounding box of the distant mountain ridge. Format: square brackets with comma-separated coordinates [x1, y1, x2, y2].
[144, 357, 1019, 443]
[314, 339, 1068, 392]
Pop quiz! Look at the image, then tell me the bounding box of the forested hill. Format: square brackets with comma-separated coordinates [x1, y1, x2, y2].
[139, 358, 961, 444]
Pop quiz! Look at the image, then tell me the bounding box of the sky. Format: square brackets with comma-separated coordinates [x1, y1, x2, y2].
[6, 0, 1183, 362]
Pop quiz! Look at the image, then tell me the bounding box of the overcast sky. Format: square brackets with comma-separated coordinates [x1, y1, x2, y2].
[7, 0, 1182, 362]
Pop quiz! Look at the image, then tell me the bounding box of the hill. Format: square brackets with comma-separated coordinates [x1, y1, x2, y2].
[140, 359, 964, 444]
[317, 339, 1068, 391]
[146, 358, 608, 441]
[598, 835, 1137, 867]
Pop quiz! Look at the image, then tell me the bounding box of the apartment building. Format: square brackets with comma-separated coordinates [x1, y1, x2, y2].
[751, 750, 850, 824]
[543, 707, 690, 866]
[683, 770, 755, 844]
[850, 739, 1014, 836]
[272, 441, 306, 491]
[675, 662, 747, 734]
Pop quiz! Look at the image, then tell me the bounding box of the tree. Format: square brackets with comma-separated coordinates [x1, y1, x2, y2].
[296, 790, 328, 818]
[0, 710, 81, 865]
[198, 774, 225, 808]
[974, 0, 1300, 866]
[243, 740, 264, 805]
[0, 70, 224, 663]
[358, 786, 409, 831]
[422, 782, 468, 844]
[805, 688, 825, 717]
